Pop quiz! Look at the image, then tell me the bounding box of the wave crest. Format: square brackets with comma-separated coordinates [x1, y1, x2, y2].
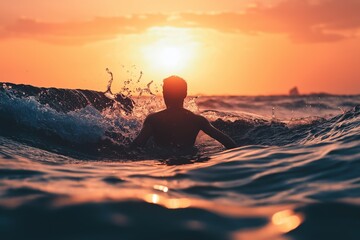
[1, 82, 359, 159]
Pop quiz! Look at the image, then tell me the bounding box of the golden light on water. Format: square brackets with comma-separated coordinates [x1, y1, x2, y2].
[271, 209, 303, 233]
[166, 198, 191, 209]
[153, 185, 169, 193]
[144, 193, 191, 209]
[146, 193, 160, 204]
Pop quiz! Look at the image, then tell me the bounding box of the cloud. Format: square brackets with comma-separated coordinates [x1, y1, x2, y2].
[0, 14, 169, 45]
[173, 0, 360, 43]
[0, 0, 359, 44]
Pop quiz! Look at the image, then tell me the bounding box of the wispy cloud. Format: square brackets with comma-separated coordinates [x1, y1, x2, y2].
[0, 0, 359, 44]
[173, 0, 360, 43]
[0, 15, 169, 45]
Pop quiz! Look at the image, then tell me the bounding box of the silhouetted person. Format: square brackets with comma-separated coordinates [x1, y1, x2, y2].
[132, 76, 236, 150]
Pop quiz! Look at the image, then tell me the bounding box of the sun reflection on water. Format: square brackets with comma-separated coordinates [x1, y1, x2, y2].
[153, 185, 169, 193]
[271, 209, 303, 233]
[144, 193, 191, 209]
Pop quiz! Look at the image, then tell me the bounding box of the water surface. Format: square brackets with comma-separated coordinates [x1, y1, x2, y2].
[1, 83, 359, 240]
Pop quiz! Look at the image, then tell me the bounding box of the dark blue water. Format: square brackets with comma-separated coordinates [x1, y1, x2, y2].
[0, 83, 360, 240]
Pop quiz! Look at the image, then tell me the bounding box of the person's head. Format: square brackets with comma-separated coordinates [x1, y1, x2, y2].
[163, 75, 187, 108]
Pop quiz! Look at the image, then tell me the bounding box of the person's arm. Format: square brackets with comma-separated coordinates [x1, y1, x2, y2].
[131, 116, 153, 147]
[199, 116, 236, 149]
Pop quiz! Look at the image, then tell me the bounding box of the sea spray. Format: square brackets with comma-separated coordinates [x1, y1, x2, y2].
[1, 71, 360, 157]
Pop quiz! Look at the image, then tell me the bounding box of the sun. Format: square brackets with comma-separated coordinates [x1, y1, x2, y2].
[142, 27, 198, 75]
[157, 45, 183, 70]
[143, 42, 193, 73]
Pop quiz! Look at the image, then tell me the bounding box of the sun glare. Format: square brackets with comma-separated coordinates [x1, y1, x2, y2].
[158, 45, 183, 69]
[142, 27, 198, 75]
[143, 42, 193, 73]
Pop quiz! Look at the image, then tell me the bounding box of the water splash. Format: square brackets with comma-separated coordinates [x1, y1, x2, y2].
[100, 67, 165, 143]
[272, 107, 276, 120]
[106, 66, 160, 111]
[105, 68, 114, 95]
[2, 83, 12, 91]
[185, 96, 200, 114]
[136, 80, 155, 96]
[338, 106, 346, 114]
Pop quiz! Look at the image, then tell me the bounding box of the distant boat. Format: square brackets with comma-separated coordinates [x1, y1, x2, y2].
[289, 87, 300, 96]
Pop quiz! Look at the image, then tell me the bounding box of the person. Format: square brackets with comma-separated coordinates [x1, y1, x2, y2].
[132, 76, 236, 150]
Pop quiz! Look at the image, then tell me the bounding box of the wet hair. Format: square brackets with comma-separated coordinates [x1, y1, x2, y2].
[163, 76, 187, 100]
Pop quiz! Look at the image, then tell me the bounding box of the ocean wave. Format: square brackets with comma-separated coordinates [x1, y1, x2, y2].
[277, 100, 335, 110]
[1, 82, 134, 114]
[1, 83, 359, 159]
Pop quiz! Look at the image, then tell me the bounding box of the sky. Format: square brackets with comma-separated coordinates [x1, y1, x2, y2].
[0, 0, 360, 95]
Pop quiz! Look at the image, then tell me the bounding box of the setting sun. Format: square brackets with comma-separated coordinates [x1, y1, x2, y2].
[144, 43, 190, 72]
[142, 27, 198, 75]
[157, 46, 183, 69]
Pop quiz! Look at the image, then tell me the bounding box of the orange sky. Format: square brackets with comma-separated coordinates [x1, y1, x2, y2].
[0, 0, 360, 95]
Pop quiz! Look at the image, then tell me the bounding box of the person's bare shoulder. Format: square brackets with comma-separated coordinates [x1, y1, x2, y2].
[192, 112, 206, 121]
[141, 112, 157, 127]
[191, 113, 209, 127]
[145, 110, 165, 121]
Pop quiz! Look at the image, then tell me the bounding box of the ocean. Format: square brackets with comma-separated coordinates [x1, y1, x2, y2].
[0, 82, 359, 240]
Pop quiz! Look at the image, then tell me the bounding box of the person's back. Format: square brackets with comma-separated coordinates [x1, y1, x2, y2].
[145, 108, 203, 148]
[132, 76, 236, 150]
